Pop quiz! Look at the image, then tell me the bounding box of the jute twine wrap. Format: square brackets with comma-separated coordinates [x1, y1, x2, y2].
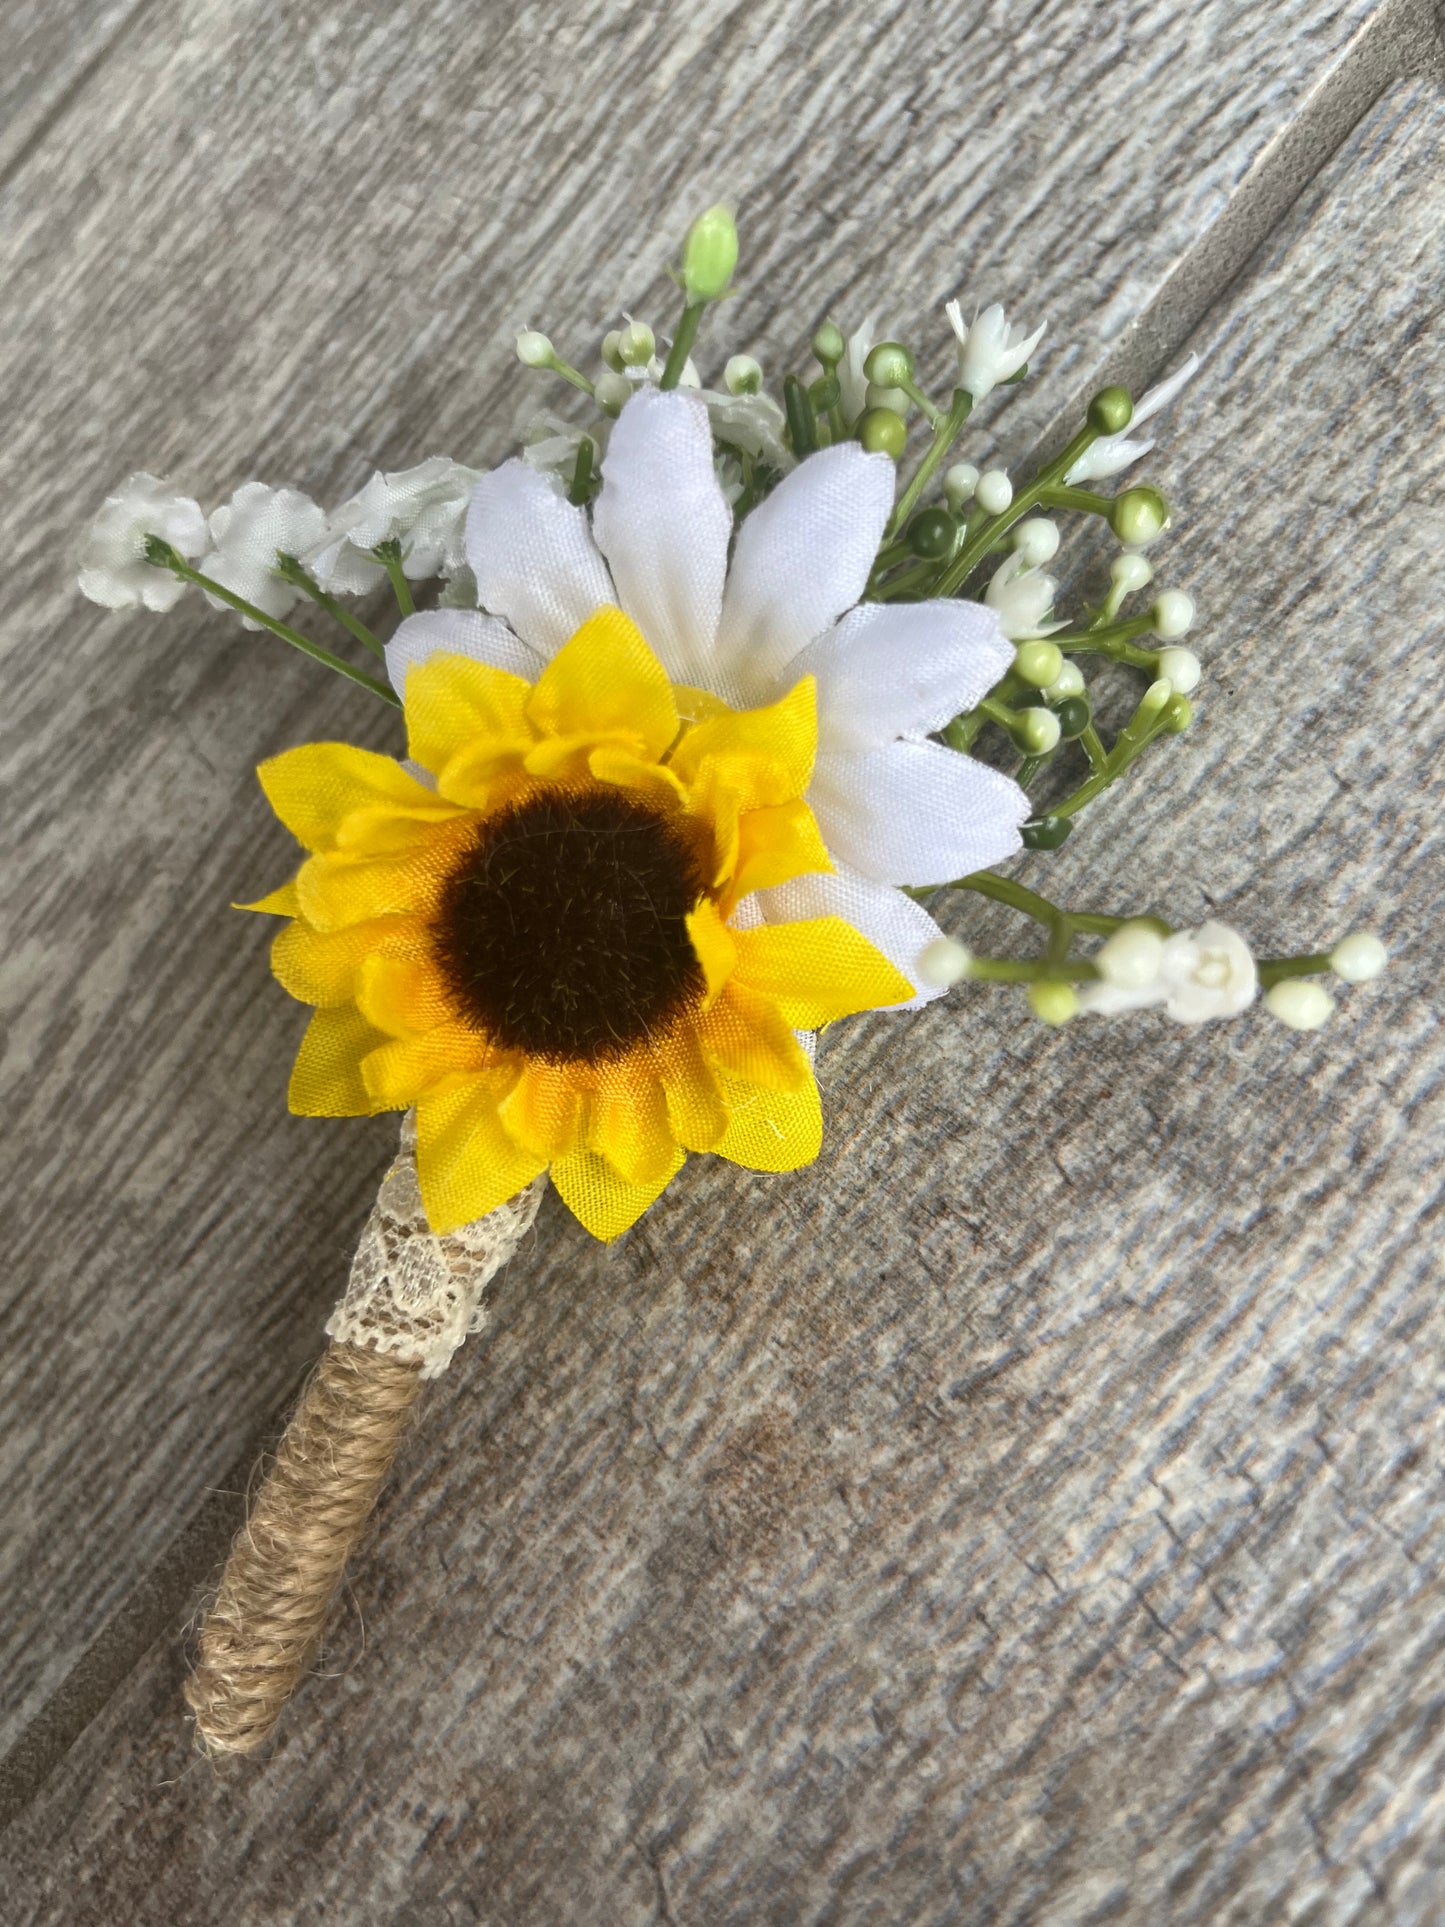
[183, 1121, 544, 1755]
[185, 1340, 423, 1755]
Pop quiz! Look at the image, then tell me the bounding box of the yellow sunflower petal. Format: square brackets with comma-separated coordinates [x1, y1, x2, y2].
[258, 744, 454, 853]
[551, 1144, 685, 1241]
[729, 800, 833, 901]
[498, 1061, 585, 1161]
[587, 744, 690, 810]
[696, 980, 813, 1092]
[414, 1071, 545, 1235]
[657, 1032, 729, 1152]
[732, 916, 912, 1028]
[403, 652, 534, 778]
[361, 1021, 499, 1108]
[296, 818, 474, 931]
[236, 878, 301, 916]
[288, 1005, 393, 1116]
[272, 914, 423, 1007]
[586, 1070, 679, 1187]
[711, 1069, 823, 1174]
[669, 675, 817, 810]
[686, 900, 738, 1004]
[526, 607, 678, 759]
[355, 951, 459, 1037]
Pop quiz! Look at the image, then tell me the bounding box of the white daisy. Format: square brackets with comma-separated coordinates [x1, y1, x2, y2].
[307, 457, 480, 594]
[385, 386, 1028, 1006]
[199, 483, 327, 627]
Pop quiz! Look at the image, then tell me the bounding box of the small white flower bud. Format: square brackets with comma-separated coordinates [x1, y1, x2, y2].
[1012, 517, 1060, 567]
[944, 463, 979, 511]
[724, 354, 763, 396]
[1151, 590, 1196, 639]
[1156, 645, 1202, 695]
[515, 329, 554, 368]
[1265, 980, 1336, 1031]
[1044, 660, 1086, 701]
[1028, 981, 1078, 1026]
[618, 320, 655, 367]
[595, 369, 634, 416]
[1019, 706, 1061, 754]
[918, 937, 972, 988]
[1110, 553, 1153, 595]
[1096, 921, 1165, 991]
[976, 469, 1013, 516]
[1330, 932, 1387, 982]
[601, 330, 625, 372]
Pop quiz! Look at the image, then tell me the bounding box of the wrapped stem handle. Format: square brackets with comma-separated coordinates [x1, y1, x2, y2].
[185, 1340, 423, 1755]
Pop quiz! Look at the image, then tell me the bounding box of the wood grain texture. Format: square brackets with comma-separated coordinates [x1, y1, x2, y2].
[3, 57, 1442, 1925]
[0, 0, 1404, 1764]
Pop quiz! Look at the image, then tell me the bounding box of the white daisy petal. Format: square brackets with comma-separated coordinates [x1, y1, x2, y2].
[464, 460, 613, 658]
[756, 863, 951, 1009]
[715, 443, 895, 702]
[790, 600, 1013, 752]
[811, 741, 1029, 886]
[592, 388, 731, 685]
[385, 608, 543, 698]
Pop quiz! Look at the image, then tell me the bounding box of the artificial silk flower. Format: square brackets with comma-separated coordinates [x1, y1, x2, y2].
[1066, 353, 1201, 483]
[306, 457, 480, 594]
[1077, 919, 1258, 1021]
[249, 606, 913, 1240]
[985, 550, 1065, 641]
[946, 299, 1048, 402]
[200, 482, 327, 626]
[77, 472, 207, 612]
[391, 387, 1028, 1007]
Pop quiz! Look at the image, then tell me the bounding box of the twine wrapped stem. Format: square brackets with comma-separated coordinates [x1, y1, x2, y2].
[184, 1340, 423, 1755]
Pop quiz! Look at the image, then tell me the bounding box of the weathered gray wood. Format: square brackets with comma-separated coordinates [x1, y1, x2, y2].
[0, 0, 1411, 1772]
[2, 47, 1442, 1920]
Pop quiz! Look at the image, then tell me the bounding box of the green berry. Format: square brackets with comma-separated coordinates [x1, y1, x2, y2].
[864, 341, 914, 387]
[1088, 385, 1133, 435]
[858, 407, 908, 459]
[1021, 814, 1072, 851]
[1054, 696, 1091, 739]
[812, 321, 846, 368]
[907, 507, 955, 558]
[1028, 981, 1079, 1026]
[1014, 639, 1065, 689]
[680, 205, 738, 303]
[1110, 485, 1169, 546]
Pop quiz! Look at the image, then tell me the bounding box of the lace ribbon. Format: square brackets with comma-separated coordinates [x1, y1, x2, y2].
[326, 1114, 545, 1377]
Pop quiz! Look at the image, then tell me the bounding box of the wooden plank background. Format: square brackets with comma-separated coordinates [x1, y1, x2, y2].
[1, 0, 1442, 1919]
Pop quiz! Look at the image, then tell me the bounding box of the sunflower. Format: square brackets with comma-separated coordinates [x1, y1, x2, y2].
[248, 387, 1028, 1240]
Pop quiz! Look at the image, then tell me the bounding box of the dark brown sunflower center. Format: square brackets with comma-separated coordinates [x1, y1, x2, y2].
[433, 785, 708, 1063]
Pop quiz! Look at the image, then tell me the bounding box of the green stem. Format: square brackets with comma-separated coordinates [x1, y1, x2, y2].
[1052, 613, 1157, 667]
[1257, 954, 1332, 988]
[568, 437, 596, 507]
[148, 544, 399, 705]
[276, 554, 386, 659]
[783, 373, 818, 457]
[896, 374, 944, 429]
[963, 956, 1101, 985]
[374, 542, 415, 618]
[1037, 483, 1111, 515]
[888, 388, 972, 538]
[546, 355, 595, 397]
[660, 302, 705, 390]
[932, 420, 1101, 597]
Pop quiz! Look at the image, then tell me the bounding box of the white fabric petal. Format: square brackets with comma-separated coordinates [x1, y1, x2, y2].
[384, 608, 543, 698]
[464, 461, 613, 658]
[756, 863, 951, 1010]
[715, 444, 895, 702]
[790, 600, 1013, 753]
[591, 388, 731, 686]
[810, 741, 1029, 886]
